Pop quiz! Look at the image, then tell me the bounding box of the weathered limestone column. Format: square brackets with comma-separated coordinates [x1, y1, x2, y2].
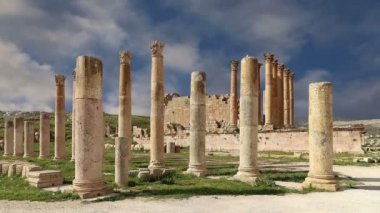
[289, 72, 295, 127]
[13, 117, 24, 156]
[264, 53, 274, 128]
[187, 71, 208, 177]
[3, 120, 14, 156]
[39, 112, 50, 159]
[23, 121, 34, 158]
[283, 69, 290, 128]
[277, 64, 285, 127]
[229, 60, 239, 127]
[54, 74, 66, 160]
[234, 56, 260, 182]
[257, 63, 262, 125]
[73, 56, 107, 198]
[271, 59, 278, 127]
[71, 70, 76, 162]
[115, 51, 132, 185]
[148, 41, 165, 172]
[303, 82, 338, 191]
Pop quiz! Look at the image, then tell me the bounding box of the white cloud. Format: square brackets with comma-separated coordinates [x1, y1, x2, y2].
[0, 0, 42, 17]
[165, 43, 201, 73]
[0, 39, 57, 111]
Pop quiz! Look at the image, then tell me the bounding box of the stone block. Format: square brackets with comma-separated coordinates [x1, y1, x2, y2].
[22, 165, 42, 177]
[1, 164, 9, 175]
[27, 170, 64, 188]
[166, 142, 175, 153]
[7, 164, 16, 177]
[15, 164, 24, 175]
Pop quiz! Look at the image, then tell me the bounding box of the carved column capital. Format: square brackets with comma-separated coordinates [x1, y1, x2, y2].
[120, 50, 132, 64]
[264, 53, 274, 62]
[230, 60, 239, 71]
[150, 40, 165, 57]
[55, 74, 66, 86]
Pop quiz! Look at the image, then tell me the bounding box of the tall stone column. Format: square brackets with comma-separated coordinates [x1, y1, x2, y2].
[54, 74, 66, 160]
[234, 55, 260, 182]
[283, 69, 290, 128]
[115, 51, 132, 185]
[289, 72, 295, 127]
[303, 82, 338, 191]
[3, 120, 14, 156]
[229, 60, 239, 127]
[271, 59, 278, 127]
[71, 70, 76, 162]
[187, 71, 208, 177]
[264, 53, 274, 128]
[149, 40, 165, 172]
[23, 121, 34, 158]
[39, 112, 50, 159]
[257, 63, 262, 125]
[73, 56, 107, 198]
[13, 117, 24, 156]
[277, 64, 285, 127]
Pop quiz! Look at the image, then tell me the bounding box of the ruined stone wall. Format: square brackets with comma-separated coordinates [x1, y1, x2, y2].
[135, 127, 364, 154]
[164, 94, 231, 128]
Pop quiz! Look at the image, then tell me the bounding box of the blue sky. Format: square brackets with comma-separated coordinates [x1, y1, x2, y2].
[0, 0, 379, 120]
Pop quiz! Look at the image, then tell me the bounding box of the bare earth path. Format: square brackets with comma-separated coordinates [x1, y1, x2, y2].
[1, 165, 379, 213]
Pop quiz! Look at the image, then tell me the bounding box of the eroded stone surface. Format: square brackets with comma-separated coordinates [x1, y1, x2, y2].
[54, 74, 66, 160]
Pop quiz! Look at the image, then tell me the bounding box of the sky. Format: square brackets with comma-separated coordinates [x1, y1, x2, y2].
[0, 0, 379, 120]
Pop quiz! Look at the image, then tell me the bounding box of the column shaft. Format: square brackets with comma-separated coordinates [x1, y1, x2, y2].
[264, 53, 274, 126]
[271, 60, 278, 127]
[234, 56, 260, 181]
[23, 121, 34, 158]
[277, 65, 284, 127]
[13, 117, 24, 156]
[39, 113, 50, 159]
[71, 70, 76, 161]
[54, 74, 66, 160]
[283, 70, 290, 127]
[257, 63, 262, 125]
[149, 41, 165, 171]
[73, 56, 106, 198]
[115, 51, 132, 185]
[289, 73, 295, 127]
[187, 71, 207, 177]
[3, 120, 14, 156]
[229, 60, 239, 127]
[303, 82, 338, 191]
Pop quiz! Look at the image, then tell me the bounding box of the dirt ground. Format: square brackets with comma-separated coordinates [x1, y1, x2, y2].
[0, 165, 379, 213]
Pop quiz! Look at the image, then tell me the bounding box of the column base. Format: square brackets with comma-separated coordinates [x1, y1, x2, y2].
[148, 164, 165, 177]
[234, 167, 260, 182]
[39, 155, 50, 159]
[262, 124, 274, 131]
[185, 166, 209, 177]
[73, 179, 112, 199]
[3, 154, 11, 157]
[302, 177, 339, 191]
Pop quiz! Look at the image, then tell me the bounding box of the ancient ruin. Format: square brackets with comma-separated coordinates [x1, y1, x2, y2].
[234, 56, 260, 182]
[148, 40, 165, 173]
[186, 71, 208, 177]
[303, 82, 338, 191]
[23, 121, 34, 158]
[39, 112, 50, 159]
[72, 55, 108, 198]
[71, 70, 76, 162]
[3, 120, 14, 156]
[54, 74, 66, 160]
[115, 50, 132, 185]
[13, 117, 24, 156]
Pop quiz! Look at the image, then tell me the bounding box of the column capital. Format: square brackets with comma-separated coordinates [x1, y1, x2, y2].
[272, 59, 279, 66]
[278, 64, 285, 70]
[55, 74, 66, 86]
[284, 69, 290, 76]
[120, 50, 132, 64]
[289, 72, 295, 78]
[264, 53, 274, 62]
[230, 60, 239, 71]
[150, 40, 165, 57]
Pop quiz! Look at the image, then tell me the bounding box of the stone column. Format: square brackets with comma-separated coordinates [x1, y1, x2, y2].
[229, 60, 239, 127]
[271, 59, 278, 127]
[257, 63, 262, 125]
[283, 69, 290, 128]
[234, 55, 260, 182]
[54, 74, 66, 160]
[303, 82, 338, 191]
[277, 64, 285, 128]
[3, 120, 14, 156]
[71, 70, 76, 162]
[23, 121, 34, 158]
[13, 117, 24, 156]
[148, 40, 165, 173]
[39, 112, 50, 159]
[289, 72, 295, 127]
[115, 51, 132, 185]
[264, 53, 274, 128]
[187, 71, 208, 177]
[73, 56, 107, 198]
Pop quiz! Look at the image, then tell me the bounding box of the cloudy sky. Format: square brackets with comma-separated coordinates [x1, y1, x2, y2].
[0, 0, 379, 120]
